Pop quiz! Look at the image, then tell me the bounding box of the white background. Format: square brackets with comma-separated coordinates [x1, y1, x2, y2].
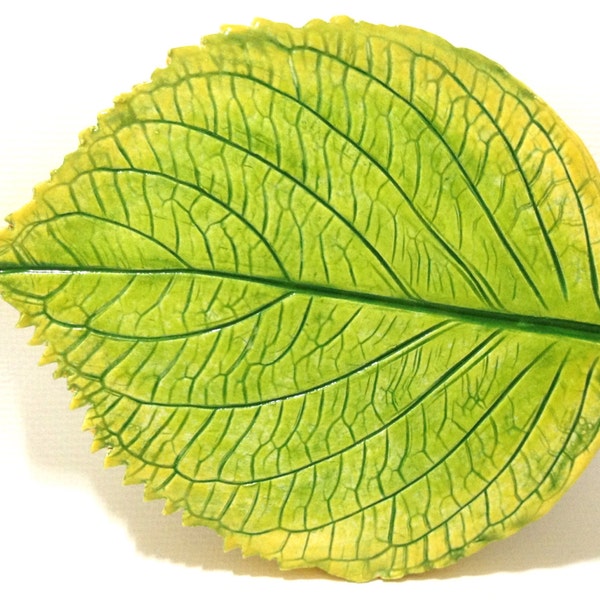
[0, 1, 599, 598]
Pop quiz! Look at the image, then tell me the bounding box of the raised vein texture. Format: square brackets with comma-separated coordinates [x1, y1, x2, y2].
[1, 18, 600, 581]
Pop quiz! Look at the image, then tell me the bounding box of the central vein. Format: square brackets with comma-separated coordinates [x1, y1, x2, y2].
[1, 264, 599, 342]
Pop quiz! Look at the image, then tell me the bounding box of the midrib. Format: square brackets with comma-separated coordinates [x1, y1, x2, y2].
[1, 264, 599, 342]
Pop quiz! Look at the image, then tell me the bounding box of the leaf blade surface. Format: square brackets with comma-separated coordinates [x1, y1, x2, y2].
[1, 18, 600, 581]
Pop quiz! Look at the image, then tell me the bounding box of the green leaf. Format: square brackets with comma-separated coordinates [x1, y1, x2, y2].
[1, 17, 600, 581]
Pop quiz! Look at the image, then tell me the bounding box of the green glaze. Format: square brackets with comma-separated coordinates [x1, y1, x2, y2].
[1, 18, 600, 581]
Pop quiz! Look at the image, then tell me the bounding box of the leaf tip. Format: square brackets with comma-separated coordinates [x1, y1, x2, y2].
[52, 364, 67, 379]
[162, 499, 179, 516]
[16, 313, 34, 329]
[104, 449, 126, 469]
[82, 409, 102, 434]
[27, 330, 45, 346]
[90, 439, 106, 453]
[223, 536, 238, 552]
[143, 487, 162, 502]
[70, 392, 87, 410]
[38, 347, 57, 367]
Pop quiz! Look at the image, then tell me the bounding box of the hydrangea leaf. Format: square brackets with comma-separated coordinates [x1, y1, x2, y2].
[1, 17, 600, 582]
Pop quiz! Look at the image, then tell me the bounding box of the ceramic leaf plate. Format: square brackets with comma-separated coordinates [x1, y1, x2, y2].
[1, 17, 600, 581]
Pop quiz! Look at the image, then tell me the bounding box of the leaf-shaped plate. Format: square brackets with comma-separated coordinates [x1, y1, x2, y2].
[1, 18, 600, 582]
